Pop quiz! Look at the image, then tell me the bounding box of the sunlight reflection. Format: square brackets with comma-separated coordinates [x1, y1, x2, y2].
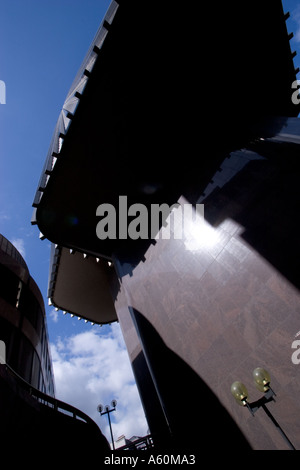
[184, 216, 220, 252]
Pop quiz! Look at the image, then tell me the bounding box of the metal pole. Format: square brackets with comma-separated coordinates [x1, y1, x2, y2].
[107, 409, 115, 450]
[262, 404, 296, 450]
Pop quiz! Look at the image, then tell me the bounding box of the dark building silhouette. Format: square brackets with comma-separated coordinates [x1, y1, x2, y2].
[0, 233, 55, 395]
[32, 1, 300, 450]
[0, 234, 109, 451]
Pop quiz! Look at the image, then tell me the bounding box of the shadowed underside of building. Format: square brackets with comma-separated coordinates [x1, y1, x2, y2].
[32, 1, 300, 450]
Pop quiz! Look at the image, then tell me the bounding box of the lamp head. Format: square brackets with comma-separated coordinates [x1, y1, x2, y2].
[231, 381, 249, 406]
[253, 367, 271, 392]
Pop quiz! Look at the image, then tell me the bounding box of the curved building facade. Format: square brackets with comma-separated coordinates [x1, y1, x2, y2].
[0, 234, 55, 396]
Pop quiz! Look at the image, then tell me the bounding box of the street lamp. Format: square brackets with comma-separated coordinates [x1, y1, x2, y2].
[98, 400, 117, 450]
[231, 368, 296, 450]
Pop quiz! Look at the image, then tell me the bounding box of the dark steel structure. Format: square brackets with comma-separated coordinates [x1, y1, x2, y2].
[32, 1, 300, 450]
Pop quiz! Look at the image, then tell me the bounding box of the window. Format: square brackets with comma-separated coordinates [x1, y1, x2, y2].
[0, 264, 19, 306]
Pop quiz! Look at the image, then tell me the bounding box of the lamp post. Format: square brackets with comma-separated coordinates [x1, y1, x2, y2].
[98, 400, 117, 450]
[231, 367, 296, 450]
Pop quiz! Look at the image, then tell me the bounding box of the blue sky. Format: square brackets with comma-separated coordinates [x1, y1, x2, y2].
[1, 0, 300, 444]
[0, 0, 148, 444]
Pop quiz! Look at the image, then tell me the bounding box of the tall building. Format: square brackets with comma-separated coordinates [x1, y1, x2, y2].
[0, 234, 109, 450]
[0, 233, 55, 396]
[32, 1, 300, 450]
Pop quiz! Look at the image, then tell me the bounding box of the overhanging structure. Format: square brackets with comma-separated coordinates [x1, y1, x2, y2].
[32, 0, 299, 260]
[47, 244, 117, 324]
[32, 0, 300, 450]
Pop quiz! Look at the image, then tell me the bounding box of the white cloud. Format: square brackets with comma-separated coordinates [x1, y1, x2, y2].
[49, 309, 59, 323]
[292, 5, 300, 42]
[0, 212, 10, 221]
[50, 324, 148, 444]
[10, 237, 26, 259]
